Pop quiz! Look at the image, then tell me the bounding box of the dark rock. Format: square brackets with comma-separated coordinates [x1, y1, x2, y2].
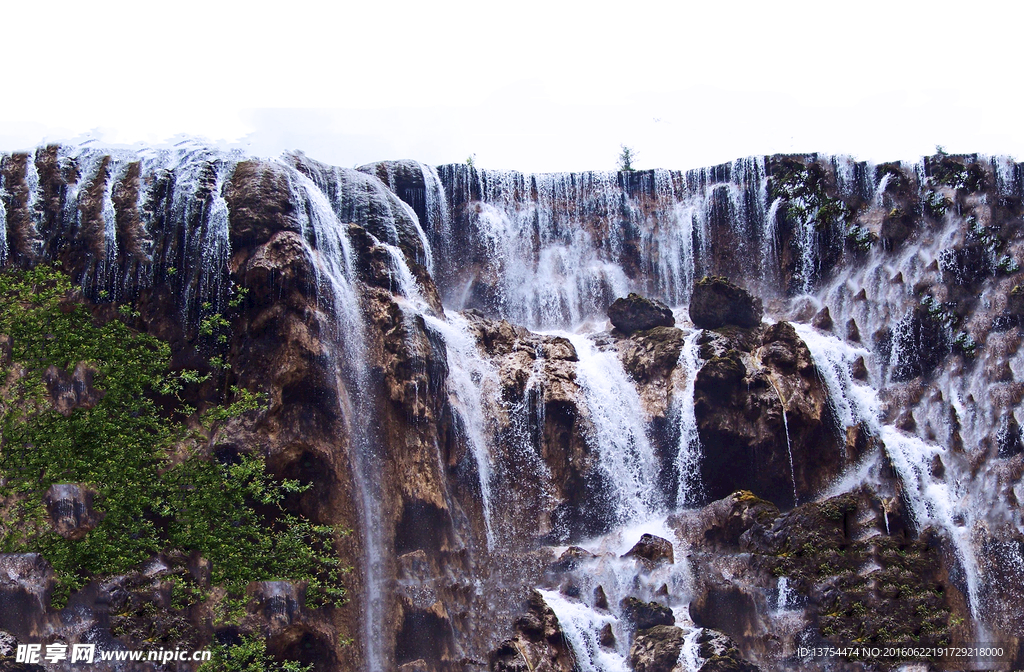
[593, 586, 609, 611]
[689, 277, 762, 329]
[246, 581, 305, 634]
[693, 323, 844, 507]
[0, 335, 11, 367]
[619, 597, 674, 630]
[623, 534, 674, 565]
[608, 293, 675, 334]
[42, 362, 105, 416]
[43, 484, 102, 540]
[811, 306, 833, 331]
[599, 623, 616, 648]
[628, 625, 685, 672]
[846, 318, 861, 342]
[553, 546, 595, 572]
[851, 356, 868, 380]
[489, 591, 575, 672]
[0, 555, 54, 641]
[616, 326, 685, 385]
[696, 629, 760, 672]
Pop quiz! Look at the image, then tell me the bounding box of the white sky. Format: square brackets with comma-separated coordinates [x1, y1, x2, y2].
[3, 0, 1022, 172]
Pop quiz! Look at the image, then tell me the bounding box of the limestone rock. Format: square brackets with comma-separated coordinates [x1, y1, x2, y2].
[623, 534, 674, 566]
[43, 484, 103, 540]
[608, 293, 675, 334]
[696, 630, 760, 672]
[620, 597, 674, 630]
[247, 581, 305, 634]
[689, 277, 762, 329]
[489, 591, 575, 672]
[42, 362, 105, 416]
[628, 624, 685, 672]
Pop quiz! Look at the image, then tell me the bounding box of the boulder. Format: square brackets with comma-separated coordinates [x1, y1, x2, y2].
[43, 484, 103, 540]
[623, 534, 674, 566]
[490, 591, 575, 672]
[42, 362, 105, 416]
[608, 293, 675, 334]
[620, 597, 674, 630]
[628, 625, 685, 672]
[689, 277, 762, 329]
[696, 630, 760, 672]
[246, 581, 305, 634]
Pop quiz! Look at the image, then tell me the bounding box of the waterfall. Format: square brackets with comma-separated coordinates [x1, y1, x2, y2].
[564, 332, 662, 524]
[434, 160, 771, 329]
[674, 329, 704, 506]
[539, 589, 629, 672]
[422, 312, 499, 548]
[793, 323, 984, 619]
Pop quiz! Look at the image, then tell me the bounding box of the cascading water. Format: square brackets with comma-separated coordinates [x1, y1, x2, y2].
[434, 159, 771, 329]
[793, 323, 984, 620]
[674, 329, 704, 506]
[422, 312, 500, 548]
[3, 142, 1023, 671]
[563, 332, 663, 525]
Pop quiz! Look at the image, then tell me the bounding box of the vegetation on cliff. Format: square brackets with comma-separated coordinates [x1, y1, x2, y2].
[0, 265, 344, 659]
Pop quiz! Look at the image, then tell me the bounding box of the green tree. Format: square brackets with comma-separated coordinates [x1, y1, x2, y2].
[618, 145, 637, 171]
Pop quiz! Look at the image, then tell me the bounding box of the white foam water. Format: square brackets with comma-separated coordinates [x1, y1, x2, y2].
[563, 332, 663, 523]
[793, 323, 983, 619]
[674, 328, 704, 506]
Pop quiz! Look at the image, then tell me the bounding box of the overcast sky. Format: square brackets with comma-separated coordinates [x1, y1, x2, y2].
[3, 0, 1021, 173]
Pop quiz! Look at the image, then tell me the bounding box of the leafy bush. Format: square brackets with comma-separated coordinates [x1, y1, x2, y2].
[0, 265, 346, 613]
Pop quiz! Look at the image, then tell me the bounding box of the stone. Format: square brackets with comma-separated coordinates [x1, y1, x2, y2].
[42, 362, 105, 416]
[812, 306, 833, 331]
[628, 624, 685, 672]
[608, 293, 675, 334]
[246, 581, 304, 633]
[43, 484, 102, 540]
[696, 629, 760, 672]
[689, 277, 762, 329]
[623, 534, 674, 565]
[619, 597, 674, 630]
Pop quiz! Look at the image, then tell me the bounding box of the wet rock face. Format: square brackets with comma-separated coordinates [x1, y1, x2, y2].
[620, 597, 674, 631]
[489, 591, 575, 672]
[677, 490, 964, 666]
[608, 293, 675, 334]
[42, 362, 105, 416]
[689, 277, 763, 329]
[692, 322, 843, 508]
[43, 484, 102, 540]
[695, 630, 760, 672]
[0, 555, 54, 641]
[623, 534, 674, 566]
[628, 625, 685, 672]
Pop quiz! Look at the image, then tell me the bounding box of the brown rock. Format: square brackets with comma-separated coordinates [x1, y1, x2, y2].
[43, 484, 103, 540]
[620, 597, 674, 630]
[623, 534, 675, 565]
[689, 277, 762, 329]
[608, 293, 675, 334]
[42, 362, 105, 416]
[628, 625, 685, 672]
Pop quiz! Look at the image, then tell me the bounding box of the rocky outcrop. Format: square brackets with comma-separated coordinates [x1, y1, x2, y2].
[608, 293, 675, 334]
[489, 591, 575, 672]
[42, 362, 105, 416]
[623, 534, 674, 566]
[693, 321, 844, 507]
[43, 484, 102, 540]
[690, 277, 762, 329]
[628, 625, 685, 672]
[620, 597, 674, 631]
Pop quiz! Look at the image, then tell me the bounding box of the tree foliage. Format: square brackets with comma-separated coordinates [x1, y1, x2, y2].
[0, 265, 345, 613]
